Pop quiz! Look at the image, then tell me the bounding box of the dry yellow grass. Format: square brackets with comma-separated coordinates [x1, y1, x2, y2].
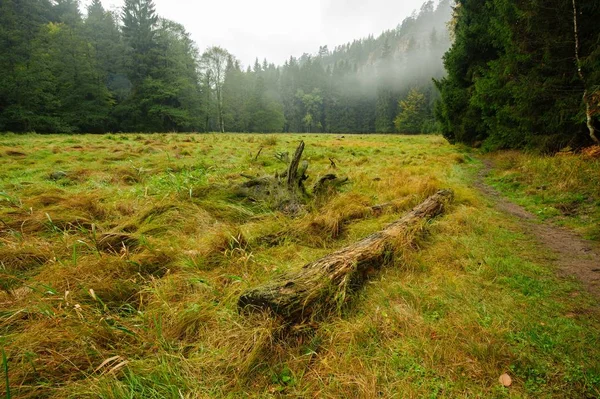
[487, 150, 600, 239]
[0, 133, 599, 398]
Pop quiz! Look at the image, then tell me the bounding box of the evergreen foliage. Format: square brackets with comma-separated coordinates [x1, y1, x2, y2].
[435, 0, 600, 151]
[0, 0, 452, 134]
[395, 88, 429, 134]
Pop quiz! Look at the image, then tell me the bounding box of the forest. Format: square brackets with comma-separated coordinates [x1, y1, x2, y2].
[1, 0, 599, 145]
[436, 0, 600, 151]
[0, 0, 451, 135]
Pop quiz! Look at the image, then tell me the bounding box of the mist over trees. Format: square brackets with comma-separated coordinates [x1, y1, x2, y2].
[0, 0, 452, 134]
[435, 0, 600, 151]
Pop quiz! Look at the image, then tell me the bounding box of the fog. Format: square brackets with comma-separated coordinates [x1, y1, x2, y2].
[84, 0, 430, 67]
[312, 0, 452, 104]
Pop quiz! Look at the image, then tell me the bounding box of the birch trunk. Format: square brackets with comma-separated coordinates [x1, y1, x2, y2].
[572, 0, 599, 144]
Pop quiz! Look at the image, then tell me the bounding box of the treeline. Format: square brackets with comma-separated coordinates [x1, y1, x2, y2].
[0, 0, 452, 134]
[435, 0, 600, 151]
[0, 0, 202, 133]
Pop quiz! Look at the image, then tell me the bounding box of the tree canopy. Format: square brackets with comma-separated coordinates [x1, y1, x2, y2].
[0, 0, 452, 134]
[435, 0, 600, 151]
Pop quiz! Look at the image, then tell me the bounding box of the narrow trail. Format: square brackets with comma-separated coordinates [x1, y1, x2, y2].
[475, 159, 600, 300]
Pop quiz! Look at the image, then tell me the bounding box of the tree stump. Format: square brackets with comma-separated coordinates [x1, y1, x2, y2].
[237, 141, 347, 213]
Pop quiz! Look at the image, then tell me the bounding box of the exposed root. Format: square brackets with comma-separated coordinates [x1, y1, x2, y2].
[237, 141, 348, 214]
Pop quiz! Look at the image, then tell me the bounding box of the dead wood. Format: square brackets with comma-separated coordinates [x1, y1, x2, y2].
[253, 147, 264, 162]
[287, 141, 306, 189]
[236, 141, 348, 213]
[238, 189, 454, 321]
[313, 174, 349, 196]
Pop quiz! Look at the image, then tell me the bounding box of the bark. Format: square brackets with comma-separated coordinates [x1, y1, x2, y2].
[238, 189, 454, 321]
[584, 92, 598, 144]
[286, 141, 306, 189]
[313, 174, 349, 196]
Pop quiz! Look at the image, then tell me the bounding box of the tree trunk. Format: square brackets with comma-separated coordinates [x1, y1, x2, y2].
[217, 87, 225, 133]
[572, 0, 599, 144]
[584, 91, 599, 144]
[238, 189, 454, 322]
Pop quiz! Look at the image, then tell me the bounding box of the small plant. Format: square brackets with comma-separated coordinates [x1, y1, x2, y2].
[44, 213, 61, 233]
[271, 366, 296, 391]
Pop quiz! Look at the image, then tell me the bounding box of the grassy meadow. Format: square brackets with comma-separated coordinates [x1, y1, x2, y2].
[1, 133, 599, 398]
[486, 151, 600, 241]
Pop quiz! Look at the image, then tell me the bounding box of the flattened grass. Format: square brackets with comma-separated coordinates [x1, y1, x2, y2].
[0, 133, 598, 398]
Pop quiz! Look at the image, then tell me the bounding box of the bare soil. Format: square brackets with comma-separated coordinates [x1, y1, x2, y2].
[476, 159, 600, 300]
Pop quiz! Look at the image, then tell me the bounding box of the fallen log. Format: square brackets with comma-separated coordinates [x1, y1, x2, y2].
[238, 189, 454, 321]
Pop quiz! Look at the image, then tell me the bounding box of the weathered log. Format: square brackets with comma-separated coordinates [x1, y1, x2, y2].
[287, 141, 306, 189]
[238, 189, 454, 321]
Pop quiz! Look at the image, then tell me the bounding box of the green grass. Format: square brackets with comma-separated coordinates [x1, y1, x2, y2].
[0, 133, 599, 398]
[486, 150, 600, 240]
[2, 348, 10, 399]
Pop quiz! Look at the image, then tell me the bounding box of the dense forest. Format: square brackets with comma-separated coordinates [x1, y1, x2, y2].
[0, 0, 452, 134]
[435, 0, 600, 151]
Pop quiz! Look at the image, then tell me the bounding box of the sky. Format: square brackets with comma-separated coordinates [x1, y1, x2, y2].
[84, 0, 428, 68]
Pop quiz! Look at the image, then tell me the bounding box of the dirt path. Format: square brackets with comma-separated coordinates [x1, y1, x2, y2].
[475, 159, 600, 300]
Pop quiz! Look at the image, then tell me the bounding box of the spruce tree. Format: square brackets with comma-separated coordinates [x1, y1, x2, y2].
[122, 0, 158, 85]
[375, 39, 396, 133]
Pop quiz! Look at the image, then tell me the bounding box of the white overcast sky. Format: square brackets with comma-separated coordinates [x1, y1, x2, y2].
[83, 0, 428, 67]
